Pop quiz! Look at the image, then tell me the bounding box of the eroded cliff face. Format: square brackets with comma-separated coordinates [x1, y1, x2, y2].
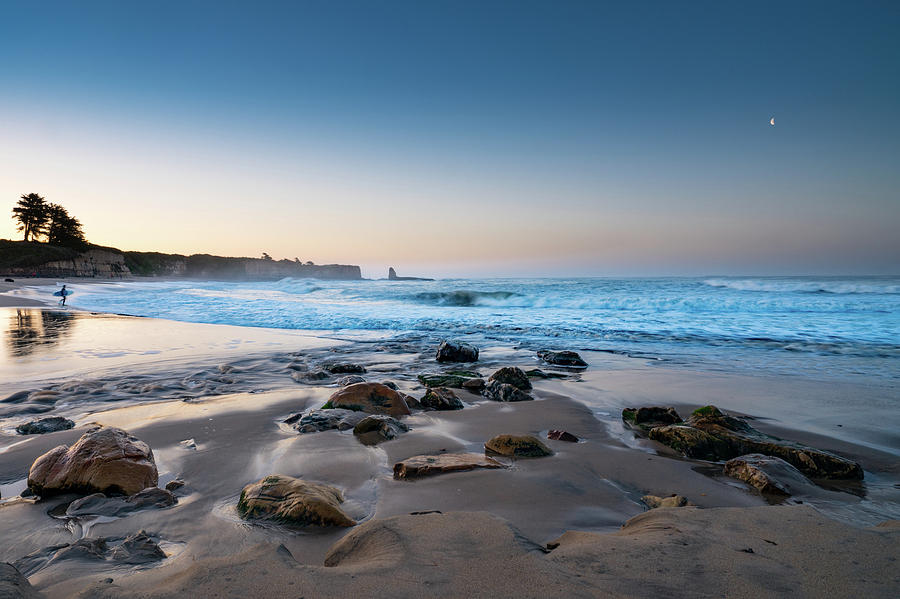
[10, 249, 132, 278]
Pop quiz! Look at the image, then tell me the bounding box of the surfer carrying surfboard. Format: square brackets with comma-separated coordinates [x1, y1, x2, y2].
[58, 284, 68, 306]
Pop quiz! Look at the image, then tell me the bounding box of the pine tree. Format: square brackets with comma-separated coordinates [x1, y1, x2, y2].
[11, 193, 49, 241]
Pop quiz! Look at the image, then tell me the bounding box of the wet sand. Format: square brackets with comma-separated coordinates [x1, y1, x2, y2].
[1, 310, 898, 597]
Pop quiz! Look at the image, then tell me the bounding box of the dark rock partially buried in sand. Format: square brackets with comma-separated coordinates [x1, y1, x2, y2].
[724, 454, 815, 496]
[393, 453, 505, 479]
[537, 350, 588, 368]
[648, 405, 863, 480]
[435, 340, 479, 363]
[488, 366, 532, 391]
[420, 387, 464, 411]
[326, 383, 411, 418]
[622, 406, 682, 431]
[482, 380, 534, 402]
[353, 415, 408, 445]
[324, 362, 367, 374]
[14, 531, 166, 575]
[284, 409, 367, 433]
[337, 375, 366, 386]
[237, 475, 355, 527]
[485, 434, 553, 457]
[525, 368, 568, 379]
[0, 563, 40, 599]
[642, 494, 690, 509]
[461, 377, 486, 392]
[548, 430, 579, 442]
[16, 416, 75, 435]
[65, 487, 176, 518]
[417, 372, 481, 389]
[292, 369, 330, 383]
[27, 426, 158, 497]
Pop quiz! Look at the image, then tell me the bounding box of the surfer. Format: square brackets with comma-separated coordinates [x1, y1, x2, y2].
[59, 284, 68, 306]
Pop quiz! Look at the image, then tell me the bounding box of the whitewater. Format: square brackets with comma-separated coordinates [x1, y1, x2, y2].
[20, 276, 900, 382]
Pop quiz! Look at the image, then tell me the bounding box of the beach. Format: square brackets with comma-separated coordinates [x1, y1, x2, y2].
[1, 279, 898, 597]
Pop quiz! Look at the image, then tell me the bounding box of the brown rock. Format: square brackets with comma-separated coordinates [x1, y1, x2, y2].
[237, 475, 355, 527]
[0, 563, 40, 599]
[393, 453, 504, 479]
[27, 427, 158, 497]
[547, 430, 579, 442]
[353, 415, 408, 445]
[724, 454, 814, 496]
[622, 406, 682, 430]
[485, 434, 553, 457]
[461, 377, 486, 392]
[642, 494, 689, 509]
[326, 383, 411, 417]
[420, 387, 464, 411]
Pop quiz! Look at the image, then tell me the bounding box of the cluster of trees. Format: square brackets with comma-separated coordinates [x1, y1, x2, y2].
[11, 193, 87, 248]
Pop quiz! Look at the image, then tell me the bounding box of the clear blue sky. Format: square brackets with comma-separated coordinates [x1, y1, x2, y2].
[1, 0, 898, 276]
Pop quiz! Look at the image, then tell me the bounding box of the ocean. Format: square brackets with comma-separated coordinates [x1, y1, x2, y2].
[39, 275, 900, 383]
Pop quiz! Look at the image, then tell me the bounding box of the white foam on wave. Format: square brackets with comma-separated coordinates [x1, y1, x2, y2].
[703, 278, 900, 294]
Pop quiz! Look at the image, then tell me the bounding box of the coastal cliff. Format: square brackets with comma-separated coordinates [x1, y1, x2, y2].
[0, 240, 362, 280]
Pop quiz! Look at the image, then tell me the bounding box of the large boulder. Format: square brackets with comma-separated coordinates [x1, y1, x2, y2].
[0, 563, 40, 599]
[435, 341, 479, 363]
[27, 427, 158, 497]
[284, 408, 367, 433]
[482, 381, 533, 402]
[16, 416, 75, 435]
[487, 367, 532, 391]
[649, 406, 863, 480]
[237, 475, 355, 527]
[622, 407, 682, 431]
[537, 350, 588, 368]
[420, 387, 464, 411]
[485, 434, 552, 457]
[393, 453, 505, 479]
[353, 415, 409, 445]
[326, 383, 411, 418]
[724, 454, 815, 496]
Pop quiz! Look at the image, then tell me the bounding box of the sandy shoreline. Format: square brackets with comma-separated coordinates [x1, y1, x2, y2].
[1, 309, 898, 597]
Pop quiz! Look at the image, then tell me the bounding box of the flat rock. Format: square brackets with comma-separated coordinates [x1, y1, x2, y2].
[326, 383, 411, 417]
[27, 427, 158, 497]
[622, 406, 682, 431]
[485, 434, 553, 457]
[461, 377, 486, 391]
[284, 408, 368, 433]
[420, 387, 464, 411]
[548, 430, 579, 442]
[337, 375, 366, 386]
[66, 487, 176, 518]
[642, 494, 689, 509]
[324, 362, 367, 374]
[435, 340, 479, 363]
[649, 406, 863, 480]
[525, 369, 568, 379]
[353, 415, 408, 445]
[482, 380, 534, 402]
[14, 531, 166, 575]
[488, 366, 532, 391]
[237, 475, 355, 527]
[724, 454, 814, 496]
[16, 416, 75, 435]
[417, 373, 472, 388]
[108, 530, 167, 565]
[393, 453, 505, 479]
[292, 369, 330, 383]
[0, 563, 40, 599]
[537, 350, 588, 368]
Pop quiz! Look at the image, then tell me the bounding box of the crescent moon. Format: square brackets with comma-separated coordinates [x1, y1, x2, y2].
[770, 117, 775, 126]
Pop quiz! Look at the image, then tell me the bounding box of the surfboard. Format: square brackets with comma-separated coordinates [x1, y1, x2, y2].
[53, 290, 74, 297]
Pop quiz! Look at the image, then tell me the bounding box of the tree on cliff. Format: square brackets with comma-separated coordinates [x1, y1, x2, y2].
[45, 203, 87, 248]
[12, 193, 49, 241]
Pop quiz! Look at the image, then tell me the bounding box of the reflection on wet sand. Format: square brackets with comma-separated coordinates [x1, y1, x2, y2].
[5, 309, 79, 358]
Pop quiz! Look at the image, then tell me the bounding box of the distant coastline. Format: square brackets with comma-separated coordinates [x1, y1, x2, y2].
[0, 239, 362, 281]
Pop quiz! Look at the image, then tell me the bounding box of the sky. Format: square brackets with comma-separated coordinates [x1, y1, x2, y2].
[1, 0, 898, 278]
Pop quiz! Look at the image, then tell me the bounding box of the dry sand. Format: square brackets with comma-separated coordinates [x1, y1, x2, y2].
[1, 309, 898, 597]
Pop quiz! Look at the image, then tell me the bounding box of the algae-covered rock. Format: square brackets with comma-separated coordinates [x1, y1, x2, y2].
[724, 454, 814, 496]
[485, 434, 553, 457]
[327, 383, 411, 418]
[487, 367, 532, 391]
[238, 475, 355, 527]
[420, 387, 464, 411]
[622, 406, 682, 431]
